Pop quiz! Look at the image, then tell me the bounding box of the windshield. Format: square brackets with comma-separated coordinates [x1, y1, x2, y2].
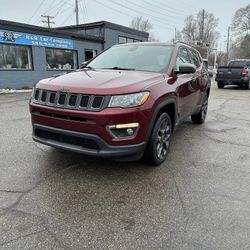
[87, 44, 173, 73]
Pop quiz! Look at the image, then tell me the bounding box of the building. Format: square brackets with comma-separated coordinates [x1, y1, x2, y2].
[0, 20, 148, 89]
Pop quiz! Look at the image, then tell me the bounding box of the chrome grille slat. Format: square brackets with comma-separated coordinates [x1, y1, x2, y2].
[33, 89, 105, 111]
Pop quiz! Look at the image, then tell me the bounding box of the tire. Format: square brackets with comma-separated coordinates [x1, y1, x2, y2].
[244, 82, 250, 89]
[191, 94, 208, 124]
[145, 113, 172, 166]
[217, 82, 224, 89]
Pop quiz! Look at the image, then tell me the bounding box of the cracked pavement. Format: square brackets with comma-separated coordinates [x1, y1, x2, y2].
[0, 82, 250, 249]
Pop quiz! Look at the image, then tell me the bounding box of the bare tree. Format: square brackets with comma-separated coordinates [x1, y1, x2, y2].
[182, 15, 196, 43]
[130, 16, 158, 41]
[232, 4, 250, 35]
[231, 35, 250, 59]
[130, 16, 152, 32]
[181, 10, 219, 48]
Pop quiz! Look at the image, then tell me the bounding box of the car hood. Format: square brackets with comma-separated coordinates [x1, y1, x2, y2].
[36, 69, 165, 95]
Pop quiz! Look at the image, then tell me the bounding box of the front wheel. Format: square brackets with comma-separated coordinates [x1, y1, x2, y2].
[191, 94, 208, 124]
[145, 113, 172, 166]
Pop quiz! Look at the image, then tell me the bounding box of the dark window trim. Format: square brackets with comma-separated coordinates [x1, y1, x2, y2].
[118, 35, 141, 44]
[0, 43, 34, 71]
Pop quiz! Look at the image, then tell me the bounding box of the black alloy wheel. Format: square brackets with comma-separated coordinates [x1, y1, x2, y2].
[146, 113, 172, 166]
[191, 94, 208, 124]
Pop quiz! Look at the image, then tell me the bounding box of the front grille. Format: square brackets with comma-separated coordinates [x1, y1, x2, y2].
[58, 93, 66, 105]
[32, 89, 107, 111]
[69, 95, 77, 106]
[35, 128, 100, 150]
[92, 96, 104, 108]
[80, 95, 90, 108]
[41, 90, 47, 102]
[49, 92, 56, 104]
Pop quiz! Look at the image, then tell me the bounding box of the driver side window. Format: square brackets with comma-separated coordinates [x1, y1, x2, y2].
[176, 47, 192, 71]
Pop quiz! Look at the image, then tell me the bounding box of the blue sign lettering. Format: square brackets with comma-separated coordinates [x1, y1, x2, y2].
[0, 29, 73, 49]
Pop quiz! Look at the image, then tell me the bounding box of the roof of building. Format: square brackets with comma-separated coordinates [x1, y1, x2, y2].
[0, 19, 104, 43]
[56, 21, 149, 38]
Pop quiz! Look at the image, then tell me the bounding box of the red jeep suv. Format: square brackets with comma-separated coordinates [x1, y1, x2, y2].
[30, 42, 210, 165]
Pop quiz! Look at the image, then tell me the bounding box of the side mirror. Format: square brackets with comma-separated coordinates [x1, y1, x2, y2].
[175, 63, 196, 74]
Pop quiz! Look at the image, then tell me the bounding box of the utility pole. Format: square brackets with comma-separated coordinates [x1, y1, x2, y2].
[226, 26, 230, 64]
[201, 9, 205, 45]
[41, 15, 55, 28]
[174, 28, 177, 42]
[75, 0, 79, 25]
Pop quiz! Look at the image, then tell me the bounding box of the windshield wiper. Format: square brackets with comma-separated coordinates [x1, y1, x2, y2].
[84, 66, 95, 70]
[102, 66, 135, 71]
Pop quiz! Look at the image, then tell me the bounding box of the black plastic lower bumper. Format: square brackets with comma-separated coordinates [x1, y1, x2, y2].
[32, 124, 146, 160]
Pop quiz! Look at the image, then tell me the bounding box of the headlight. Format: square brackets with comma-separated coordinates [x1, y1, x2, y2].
[31, 87, 35, 98]
[108, 92, 149, 108]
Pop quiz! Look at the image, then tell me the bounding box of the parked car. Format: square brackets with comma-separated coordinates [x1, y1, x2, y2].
[202, 59, 213, 77]
[208, 66, 214, 77]
[30, 42, 211, 166]
[215, 59, 250, 89]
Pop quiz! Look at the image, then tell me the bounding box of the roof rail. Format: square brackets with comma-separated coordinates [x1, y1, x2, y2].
[173, 40, 194, 47]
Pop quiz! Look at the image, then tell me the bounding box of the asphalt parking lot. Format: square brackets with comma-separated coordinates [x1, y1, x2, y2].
[0, 82, 250, 250]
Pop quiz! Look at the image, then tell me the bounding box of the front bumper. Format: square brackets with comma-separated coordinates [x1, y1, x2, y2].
[33, 124, 146, 160]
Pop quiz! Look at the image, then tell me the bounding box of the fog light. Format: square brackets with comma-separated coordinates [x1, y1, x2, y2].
[107, 123, 139, 138]
[127, 128, 134, 136]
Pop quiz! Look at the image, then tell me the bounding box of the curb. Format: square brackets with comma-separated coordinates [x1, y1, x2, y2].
[0, 89, 32, 95]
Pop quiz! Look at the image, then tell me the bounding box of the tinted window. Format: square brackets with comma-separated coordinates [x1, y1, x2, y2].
[0, 44, 33, 70]
[88, 45, 173, 73]
[46, 48, 77, 70]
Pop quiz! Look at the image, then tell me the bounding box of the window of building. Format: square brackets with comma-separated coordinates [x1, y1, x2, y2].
[119, 36, 142, 44]
[0, 44, 33, 70]
[85, 49, 97, 62]
[119, 36, 127, 44]
[46, 48, 77, 70]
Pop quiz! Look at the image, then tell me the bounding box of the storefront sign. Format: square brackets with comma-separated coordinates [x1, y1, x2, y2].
[0, 29, 73, 49]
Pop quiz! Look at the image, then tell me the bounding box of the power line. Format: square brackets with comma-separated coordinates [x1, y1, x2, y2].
[108, 0, 177, 29]
[141, 0, 190, 16]
[27, 0, 48, 23]
[61, 11, 74, 26]
[83, 0, 88, 20]
[92, 0, 134, 18]
[125, 0, 184, 26]
[79, 0, 86, 23]
[41, 15, 55, 28]
[44, 0, 62, 16]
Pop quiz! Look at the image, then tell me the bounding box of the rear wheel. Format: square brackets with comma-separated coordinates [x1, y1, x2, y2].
[244, 82, 250, 89]
[146, 113, 172, 166]
[191, 94, 208, 124]
[217, 82, 224, 89]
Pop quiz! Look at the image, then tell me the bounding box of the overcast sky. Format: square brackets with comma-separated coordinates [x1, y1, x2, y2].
[1, 0, 249, 49]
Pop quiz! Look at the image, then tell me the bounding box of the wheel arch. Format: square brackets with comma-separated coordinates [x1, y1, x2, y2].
[145, 98, 177, 143]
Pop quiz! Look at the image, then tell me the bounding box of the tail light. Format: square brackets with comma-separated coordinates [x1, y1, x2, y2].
[242, 68, 247, 77]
